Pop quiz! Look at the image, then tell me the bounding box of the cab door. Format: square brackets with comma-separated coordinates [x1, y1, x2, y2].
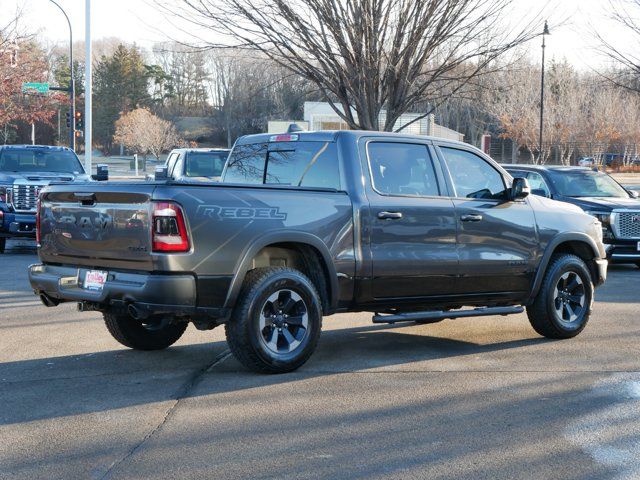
[436, 145, 539, 295]
[364, 140, 459, 300]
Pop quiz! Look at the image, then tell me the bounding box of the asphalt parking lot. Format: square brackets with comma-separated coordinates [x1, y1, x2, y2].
[1, 239, 640, 480]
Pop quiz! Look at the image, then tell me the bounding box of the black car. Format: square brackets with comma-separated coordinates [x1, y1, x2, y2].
[0, 145, 92, 253]
[504, 165, 640, 267]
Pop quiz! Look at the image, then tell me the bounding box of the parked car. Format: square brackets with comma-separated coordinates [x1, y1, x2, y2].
[577, 157, 595, 167]
[30, 130, 607, 373]
[0, 145, 100, 254]
[163, 148, 230, 182]
[504, 165, 640, 267]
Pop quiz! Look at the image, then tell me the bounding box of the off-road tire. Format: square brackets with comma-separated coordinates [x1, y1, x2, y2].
[0, 238, 5, 254]
[103, 311, 188, 350]
[527, 254, 593, 339]
[225, 267, 323, 374]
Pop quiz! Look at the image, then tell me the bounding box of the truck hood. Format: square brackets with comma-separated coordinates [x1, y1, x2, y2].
[555, 195, 640, 212]
[0, 171, 90, 184]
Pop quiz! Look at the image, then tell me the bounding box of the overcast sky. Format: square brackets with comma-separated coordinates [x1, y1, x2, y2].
[1, 0, 634, 71]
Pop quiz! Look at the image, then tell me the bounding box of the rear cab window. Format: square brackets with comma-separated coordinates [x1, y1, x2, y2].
[224, 141, 340, 189]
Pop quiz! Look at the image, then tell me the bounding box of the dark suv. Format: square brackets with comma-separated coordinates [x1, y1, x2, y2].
[0, 145, 90, 253]
[504, 165, 640, 267]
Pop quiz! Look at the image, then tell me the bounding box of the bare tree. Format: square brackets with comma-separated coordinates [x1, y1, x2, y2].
[114, 108, 182, 160]
[156, 0, 545, 132]
[597, 0, 640, 92]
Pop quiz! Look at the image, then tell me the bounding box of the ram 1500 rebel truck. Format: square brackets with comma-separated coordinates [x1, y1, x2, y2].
[0, 145, 95, 253]
[29, 131, 608, 373]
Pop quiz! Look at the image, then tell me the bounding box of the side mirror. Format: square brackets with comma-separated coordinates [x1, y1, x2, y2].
[154, 165, 169, 181]
[510, 177, 530, 201]
[92, 164, 109, 181]
[628, 189, 639, 199]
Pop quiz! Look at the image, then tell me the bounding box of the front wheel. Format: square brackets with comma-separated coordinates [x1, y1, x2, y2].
[103, 311, 188, 350]
[527, 254, 593, 339]
[225, 267, 322, 374]
[0, 238, 5, 254]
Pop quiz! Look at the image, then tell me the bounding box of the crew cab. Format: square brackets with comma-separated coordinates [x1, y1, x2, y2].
[0, 145, 93, 253]
[29, 131, 607, 373]
[504, 165, 640, 268]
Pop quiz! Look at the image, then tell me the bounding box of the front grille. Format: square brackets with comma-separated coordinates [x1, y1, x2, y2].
[11, 184, 40, 212]
[613, 211, 640, 239]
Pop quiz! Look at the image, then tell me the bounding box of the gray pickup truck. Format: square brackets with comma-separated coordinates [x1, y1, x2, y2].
[29, 131, 607, 373]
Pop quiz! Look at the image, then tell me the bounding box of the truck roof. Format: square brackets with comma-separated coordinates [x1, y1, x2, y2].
[234, 130, 469, 147]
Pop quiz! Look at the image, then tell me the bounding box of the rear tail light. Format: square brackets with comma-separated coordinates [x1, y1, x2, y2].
[151, 202, 190, 252]
[36, 197, 41, 245]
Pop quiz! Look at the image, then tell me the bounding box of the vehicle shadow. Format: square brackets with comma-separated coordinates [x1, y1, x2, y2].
[0, 321, 549, 427]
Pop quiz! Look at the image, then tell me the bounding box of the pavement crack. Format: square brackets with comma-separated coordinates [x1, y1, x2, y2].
[96, 349, 231, 480]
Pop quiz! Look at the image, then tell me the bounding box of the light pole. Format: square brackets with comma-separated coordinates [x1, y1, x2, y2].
[538, 20, 550, 158]
[84, 0, 92, 173]
[48, 0, 76, 151]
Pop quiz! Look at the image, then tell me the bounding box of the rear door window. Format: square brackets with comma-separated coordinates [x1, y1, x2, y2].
[367, 142, 440, 197]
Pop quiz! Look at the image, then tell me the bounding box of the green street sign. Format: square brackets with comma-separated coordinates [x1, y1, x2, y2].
[22, 82, 49, 94]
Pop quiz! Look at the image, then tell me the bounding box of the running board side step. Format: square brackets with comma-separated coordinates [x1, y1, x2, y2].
[372, 306, 525, 324]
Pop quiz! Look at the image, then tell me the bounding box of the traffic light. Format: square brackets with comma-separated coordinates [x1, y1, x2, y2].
[65, 111, 71, 128]
[75, 111, 83, 130]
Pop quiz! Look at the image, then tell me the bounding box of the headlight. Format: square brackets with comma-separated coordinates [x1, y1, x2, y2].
[585, 211, 613, 240]
[585, 211, 611, 224]
[0, 185, 9, 204]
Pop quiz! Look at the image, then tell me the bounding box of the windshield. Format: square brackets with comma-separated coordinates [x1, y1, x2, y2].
[548, 170, 630, 198]
[0, 149, 84, 174]
[185, 151, 228, 177]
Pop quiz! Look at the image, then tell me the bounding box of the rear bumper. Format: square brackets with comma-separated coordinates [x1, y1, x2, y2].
[0, 211, 36, 238]
[28, 264, 230, 320]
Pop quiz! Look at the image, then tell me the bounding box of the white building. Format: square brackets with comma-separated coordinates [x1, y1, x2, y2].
[300, 101, 464, 142]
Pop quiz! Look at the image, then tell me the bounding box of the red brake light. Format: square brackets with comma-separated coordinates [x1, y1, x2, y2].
[151, 202, 190, 252]
[269, 134, 298, 142]
[36, 197, 41, 245]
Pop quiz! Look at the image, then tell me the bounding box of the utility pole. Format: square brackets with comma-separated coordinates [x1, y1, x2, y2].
[48, 0, 75, 151]
[538, 21, 550, 158]
[84, 0, 92, 173]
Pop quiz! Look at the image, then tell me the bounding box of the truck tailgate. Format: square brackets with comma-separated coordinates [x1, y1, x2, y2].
[39, 184, 156, 270]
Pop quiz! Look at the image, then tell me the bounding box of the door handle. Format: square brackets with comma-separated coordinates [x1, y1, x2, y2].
[378, 211, 403, 220]
[460, 214, 483, 222]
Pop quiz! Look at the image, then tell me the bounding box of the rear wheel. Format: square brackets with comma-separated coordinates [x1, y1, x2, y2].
[527, 254, 593, 339]
[103, 311, 188, 350]
[225, 267, 322, 374]
[0, 238, 5, 254]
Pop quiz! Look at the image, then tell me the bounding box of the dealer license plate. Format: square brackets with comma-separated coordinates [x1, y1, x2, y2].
[84, 270, 108, 291]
